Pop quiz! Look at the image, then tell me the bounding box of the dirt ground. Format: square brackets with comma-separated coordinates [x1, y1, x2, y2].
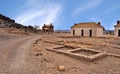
[0, 33, 120, 74]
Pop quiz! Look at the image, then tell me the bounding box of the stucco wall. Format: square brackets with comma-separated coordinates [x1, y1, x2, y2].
[114, 27, 120, 37]
[96, 28, 104, 37]
[71, 27, 103, 37]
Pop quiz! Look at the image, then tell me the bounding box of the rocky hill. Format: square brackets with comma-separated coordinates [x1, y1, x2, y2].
[0, 14, 38, 34]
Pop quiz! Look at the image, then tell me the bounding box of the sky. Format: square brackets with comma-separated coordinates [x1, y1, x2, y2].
[0, 0, 120, 30]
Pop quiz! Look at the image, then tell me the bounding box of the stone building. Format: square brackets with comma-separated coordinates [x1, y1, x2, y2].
[42, 23, 54, 32]
[71, 22, 104, 37]
[114, 21, 120, 37]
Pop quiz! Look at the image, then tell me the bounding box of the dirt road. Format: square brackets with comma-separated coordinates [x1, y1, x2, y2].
[0, 34, 41, 74]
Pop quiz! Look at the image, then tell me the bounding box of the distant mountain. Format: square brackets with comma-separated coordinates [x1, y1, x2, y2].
[105, 30, 114, 35]
[105, 30, 114, 32]
[55, 30, 70, 33]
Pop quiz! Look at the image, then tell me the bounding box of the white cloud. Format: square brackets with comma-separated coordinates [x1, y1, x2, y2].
[73, 0, 102, 15]
[15, 0, 62, 29]
[90, 17, 101, 22]
[39, 6, 61, 26]
[16, 10, 46, 24]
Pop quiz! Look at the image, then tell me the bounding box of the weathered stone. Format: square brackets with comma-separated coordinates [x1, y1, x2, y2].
[58, 65, 65, 71]
[35, 53, 43, 56]
[35, 48, 41, 51]
[44, 57, 50, 62]
[46, 46, 107, 61]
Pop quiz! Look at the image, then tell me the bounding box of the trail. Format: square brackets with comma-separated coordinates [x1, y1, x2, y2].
[0, 35, 40, 74]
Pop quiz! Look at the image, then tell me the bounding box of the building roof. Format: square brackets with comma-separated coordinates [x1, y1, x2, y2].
[43, 25, 53, 27]
[71, 22, 104, 29]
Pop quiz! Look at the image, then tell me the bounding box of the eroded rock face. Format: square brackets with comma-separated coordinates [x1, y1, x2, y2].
[0, 14, 39, 34]
[0, 14, 15, 28]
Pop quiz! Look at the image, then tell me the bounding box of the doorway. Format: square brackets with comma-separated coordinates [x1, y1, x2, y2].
[89, 30, 92, 37]
[118, 30, 120, 37]
[73, 30, 75, 35]
[81, 30, 84, 37]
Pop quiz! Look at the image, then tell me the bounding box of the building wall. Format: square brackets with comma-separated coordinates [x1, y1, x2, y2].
[71, 27, 103, 37]
[96, 28, 104, 37]
[42, 26, 54, 32]
[114, 27, 120, 37]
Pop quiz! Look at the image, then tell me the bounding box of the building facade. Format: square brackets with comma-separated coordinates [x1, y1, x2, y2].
[114, 21, 120, 37]
[42, 23, 54, 32]
[71, 22, 104, 37]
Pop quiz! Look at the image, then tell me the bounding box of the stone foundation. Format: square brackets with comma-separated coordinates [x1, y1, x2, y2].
[46, 45, 107, 62]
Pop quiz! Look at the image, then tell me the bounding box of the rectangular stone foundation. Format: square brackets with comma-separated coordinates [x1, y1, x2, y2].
[46, 46, 107, 61]
[68, 48, 107, 61]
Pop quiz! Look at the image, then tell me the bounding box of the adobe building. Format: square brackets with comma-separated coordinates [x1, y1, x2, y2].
[114, 21, 120, 37]
[42, 23, 54, 32]
[71, 22, 104, 37]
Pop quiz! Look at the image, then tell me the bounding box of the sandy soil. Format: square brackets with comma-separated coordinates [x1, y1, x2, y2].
[0, 33, 120, 74]
[32, 34, 120, 74]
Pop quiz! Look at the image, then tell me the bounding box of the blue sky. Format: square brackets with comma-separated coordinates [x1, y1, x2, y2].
[0, 0, 120, 30]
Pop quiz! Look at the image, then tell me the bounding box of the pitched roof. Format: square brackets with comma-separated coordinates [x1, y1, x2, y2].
[71, 22, 103, 28]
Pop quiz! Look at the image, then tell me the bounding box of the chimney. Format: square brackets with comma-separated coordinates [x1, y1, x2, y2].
[74, 23, 77, 25]
[50, 23, 52, 26]
[117, 21, 120, 24]
[98, 22, 101, 25]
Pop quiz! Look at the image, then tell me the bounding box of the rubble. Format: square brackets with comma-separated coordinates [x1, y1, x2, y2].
[35, 53, 43, 56]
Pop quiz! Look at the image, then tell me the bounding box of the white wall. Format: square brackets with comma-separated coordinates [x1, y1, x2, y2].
[114, 27, 120, 37]
[71, 27, 103, 37]
[96, 28, 104, 37]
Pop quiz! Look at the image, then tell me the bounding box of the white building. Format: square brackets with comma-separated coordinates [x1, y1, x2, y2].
[71, 22, 104, 37]
[114, 21, 120, 37]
